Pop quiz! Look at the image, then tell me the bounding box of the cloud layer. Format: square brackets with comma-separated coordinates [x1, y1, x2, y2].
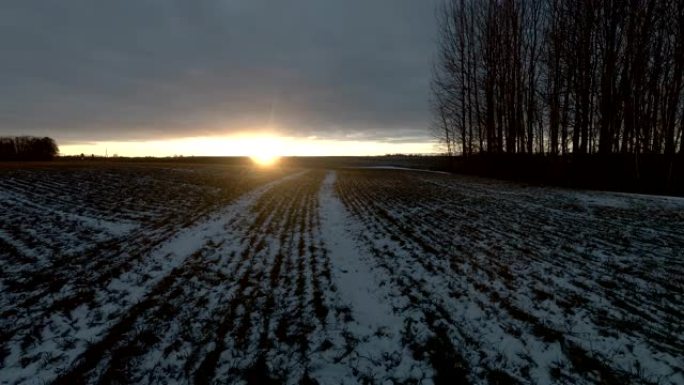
[0, 0, 438, 143]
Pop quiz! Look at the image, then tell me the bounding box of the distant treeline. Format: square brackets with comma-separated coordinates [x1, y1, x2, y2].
[0, 136, 59, 161]
[432, 0, 683, 160]
[448, 153, 684, 195]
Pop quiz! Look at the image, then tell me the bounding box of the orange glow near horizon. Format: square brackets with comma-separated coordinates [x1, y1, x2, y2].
[249, 136, 282, 166]
[251, 154, 280, 167]
[58, 134, 437, 158]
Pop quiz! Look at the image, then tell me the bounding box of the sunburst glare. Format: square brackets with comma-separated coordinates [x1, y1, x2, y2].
[249, 136, 282, 167]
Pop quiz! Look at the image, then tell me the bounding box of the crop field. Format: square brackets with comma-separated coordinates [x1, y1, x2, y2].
[0, 164, 682, 385]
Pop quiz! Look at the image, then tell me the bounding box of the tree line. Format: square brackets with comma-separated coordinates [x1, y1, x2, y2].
[0, 136, 59, 161]
[432, 0, 684, 159]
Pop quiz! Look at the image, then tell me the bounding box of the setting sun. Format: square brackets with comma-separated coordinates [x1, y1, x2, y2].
[251, 154, 280, 167]
[248, 136, 282, 167]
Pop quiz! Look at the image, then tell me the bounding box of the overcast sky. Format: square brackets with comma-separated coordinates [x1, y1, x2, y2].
[1, 1, 439, 147]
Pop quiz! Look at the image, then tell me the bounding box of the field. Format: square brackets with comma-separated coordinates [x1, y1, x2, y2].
[0, 162, 682, 385]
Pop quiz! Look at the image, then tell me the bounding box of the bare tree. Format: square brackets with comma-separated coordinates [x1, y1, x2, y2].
[432, 0, 682, 161]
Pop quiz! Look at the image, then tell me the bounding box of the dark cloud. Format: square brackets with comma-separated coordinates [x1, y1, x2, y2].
[0, 0, 438, 143]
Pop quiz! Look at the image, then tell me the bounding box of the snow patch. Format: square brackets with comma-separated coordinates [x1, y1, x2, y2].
[316, 171, 433, 383]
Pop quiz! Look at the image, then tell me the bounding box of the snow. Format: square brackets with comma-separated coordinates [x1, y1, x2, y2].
[316, 171, 433, 383]
[1, 165, 682, 385]
[333, 168, 684, 385]
[0, 166, 298, 385]
[354, 165, 451, 174]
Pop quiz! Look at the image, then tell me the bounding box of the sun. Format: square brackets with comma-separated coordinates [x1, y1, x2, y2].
[251, 153, 280, 167]
[248, 136, 282, 167]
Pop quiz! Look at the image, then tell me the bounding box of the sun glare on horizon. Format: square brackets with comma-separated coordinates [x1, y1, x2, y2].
[58, 134, 436, 158]
[248, 136, 282, 167]
[251, 153, 280, 167]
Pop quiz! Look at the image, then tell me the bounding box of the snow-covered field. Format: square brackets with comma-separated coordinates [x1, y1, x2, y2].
[1, 165, 682, 385]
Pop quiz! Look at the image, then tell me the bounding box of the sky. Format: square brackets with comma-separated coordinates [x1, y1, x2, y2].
[1, 0, 441, 156]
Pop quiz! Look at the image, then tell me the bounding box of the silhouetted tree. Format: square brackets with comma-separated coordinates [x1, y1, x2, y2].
[432, 0, 683, 159]
[0, 136, 59, 161]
